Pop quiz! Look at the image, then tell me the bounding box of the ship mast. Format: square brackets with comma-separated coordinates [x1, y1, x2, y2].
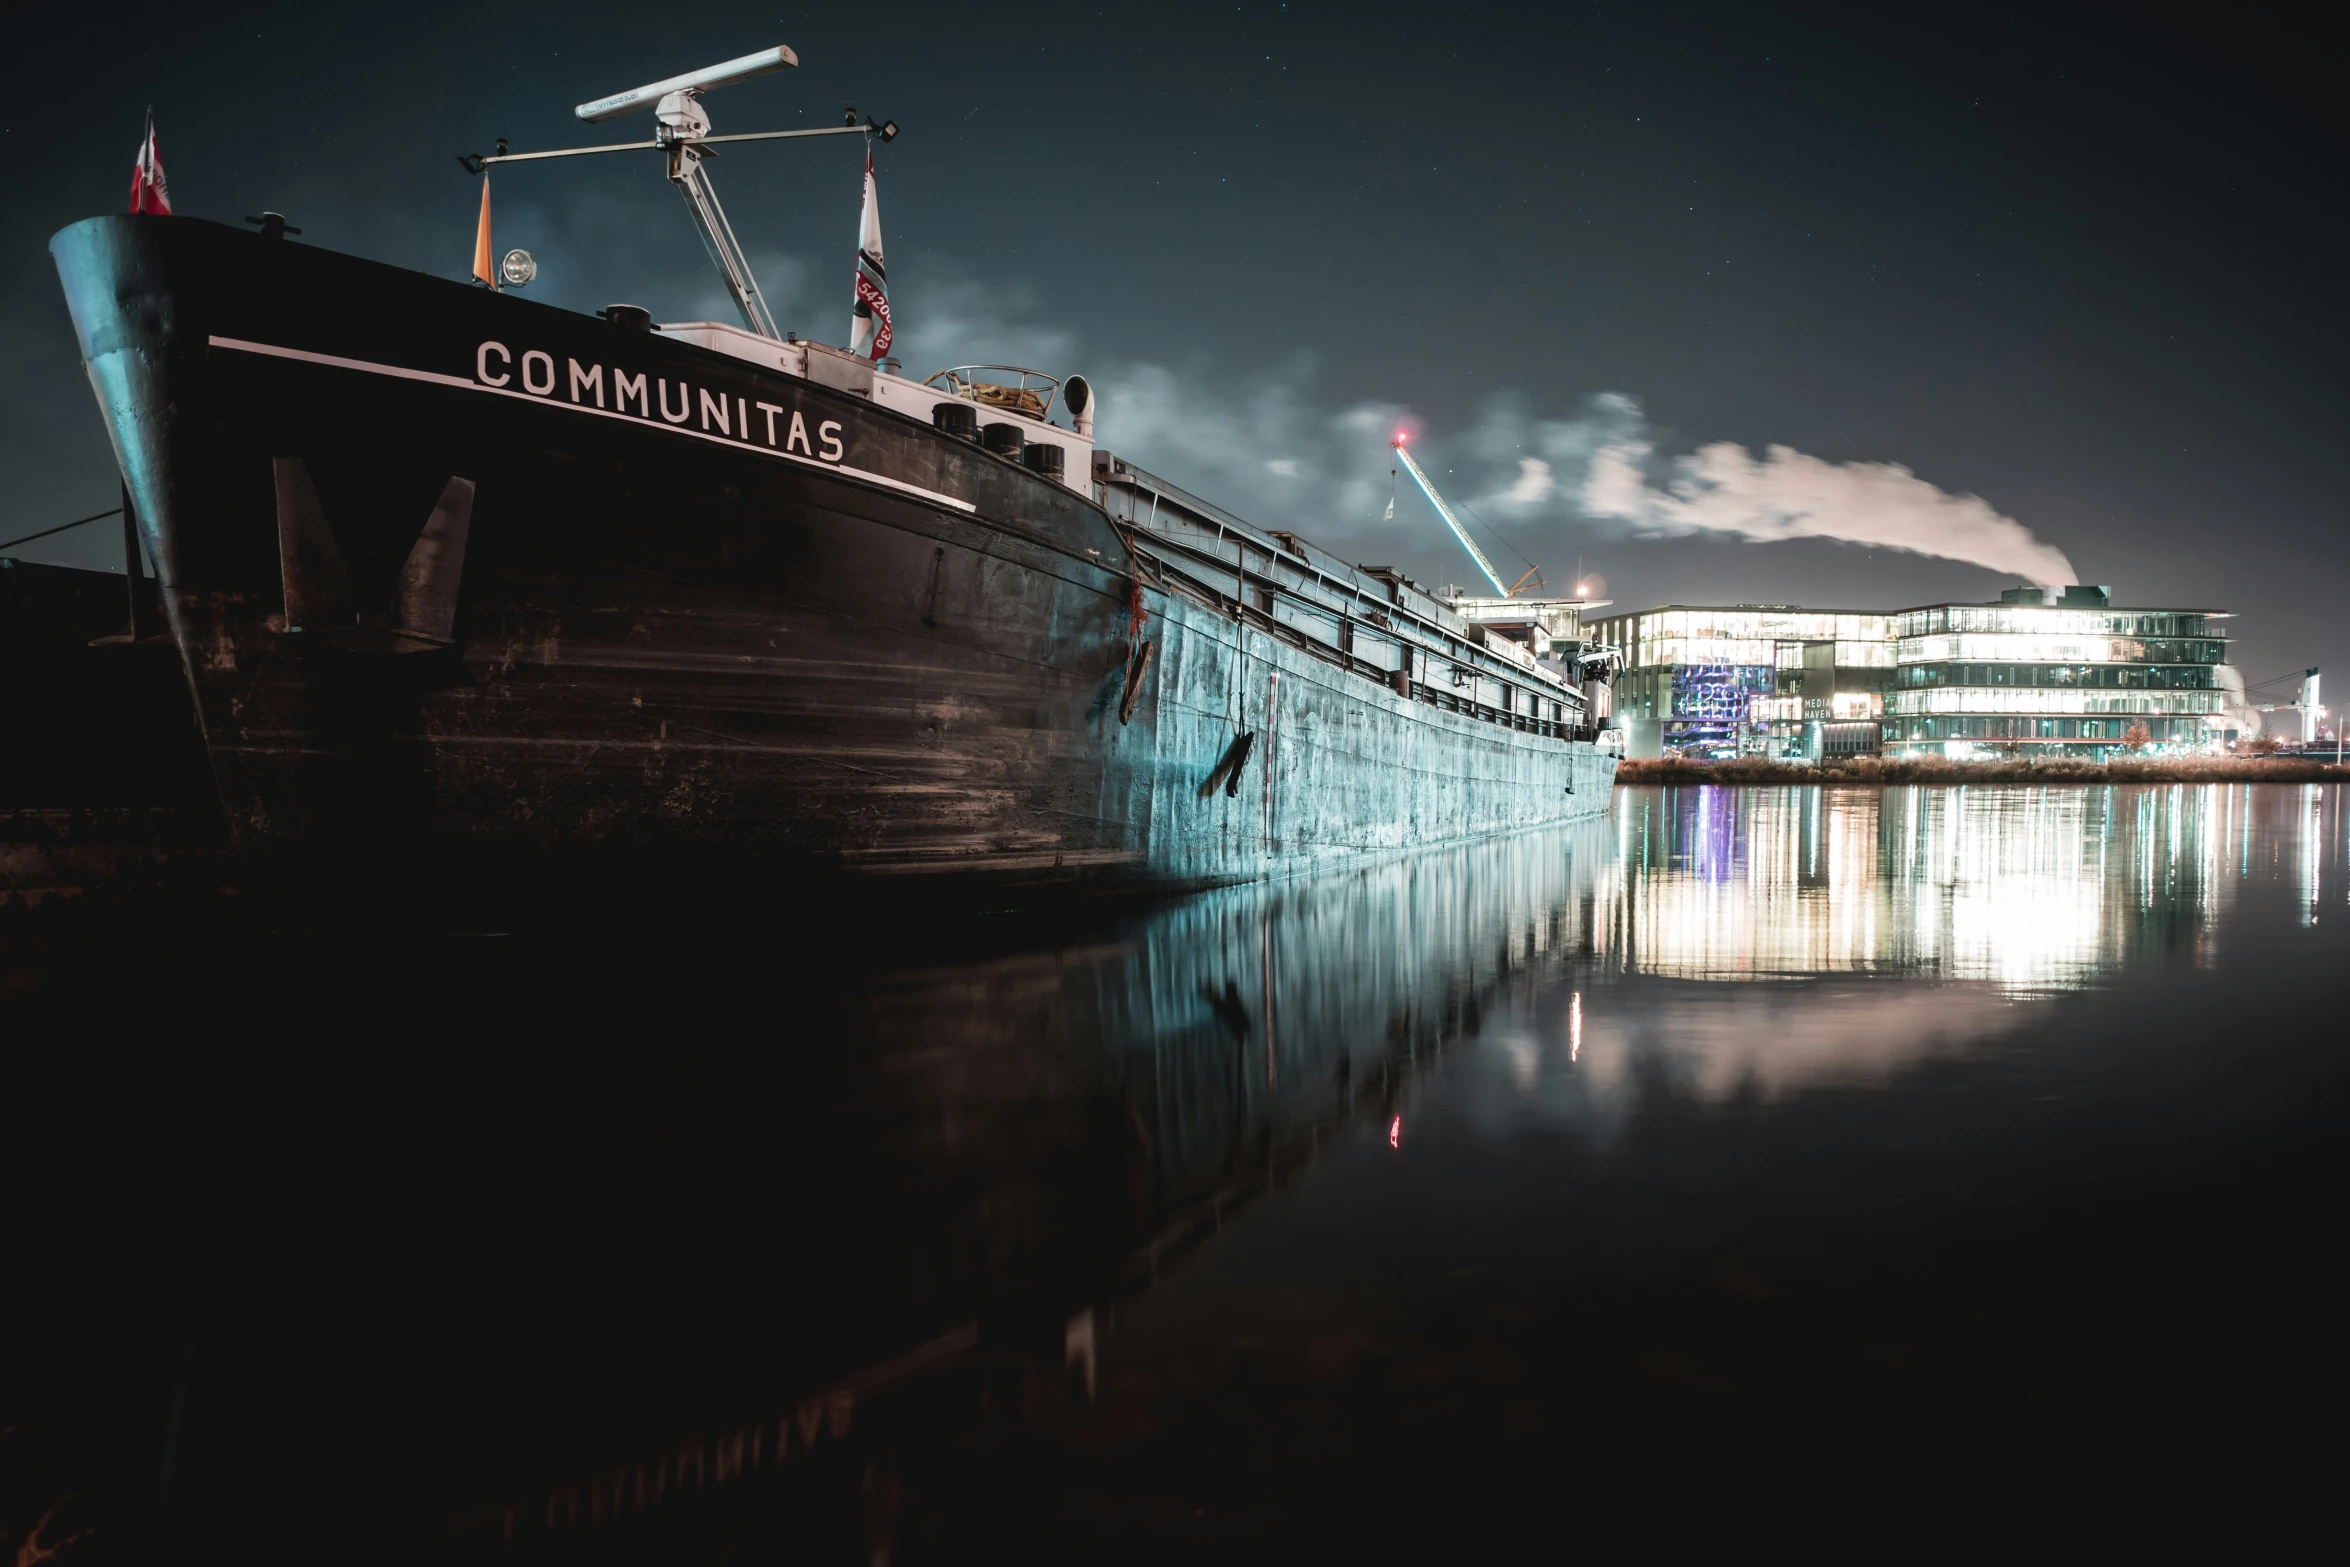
[651, 92, 779, 338]
[459, 45, 896, 342]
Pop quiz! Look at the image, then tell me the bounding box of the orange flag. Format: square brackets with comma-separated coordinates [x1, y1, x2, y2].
[471, 178, 494, 288]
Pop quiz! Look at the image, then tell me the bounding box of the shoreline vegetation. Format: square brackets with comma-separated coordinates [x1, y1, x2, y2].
[1614, 754, 2350, 786]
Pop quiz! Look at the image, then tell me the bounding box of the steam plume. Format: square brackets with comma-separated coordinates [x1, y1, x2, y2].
[1582, 436, 2077, 585]
[641, 247, 2078, 584]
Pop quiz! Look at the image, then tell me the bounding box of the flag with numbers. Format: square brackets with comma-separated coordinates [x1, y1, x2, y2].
[848, 152, 891, 362]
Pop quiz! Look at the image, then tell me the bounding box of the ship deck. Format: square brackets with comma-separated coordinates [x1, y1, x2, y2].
[1095, 456, 1592, 743]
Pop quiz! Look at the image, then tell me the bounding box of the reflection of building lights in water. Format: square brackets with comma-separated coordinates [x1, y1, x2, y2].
[1610, 784, 2247, 992]
[2303, 784, 2322, 925]
[1536, 785, 2341, 1107]
[1389, 1115, 1400, 1149]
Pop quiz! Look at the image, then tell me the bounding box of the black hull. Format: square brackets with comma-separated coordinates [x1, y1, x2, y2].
[51, 216, 1612, 890]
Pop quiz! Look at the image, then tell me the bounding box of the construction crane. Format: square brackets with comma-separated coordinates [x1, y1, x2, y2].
[1390, 433, 1541, 598]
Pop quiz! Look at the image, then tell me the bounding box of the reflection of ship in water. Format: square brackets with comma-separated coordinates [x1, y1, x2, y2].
[26, 786, 2345, 1558]
[439, 820, 1615, 1560]
[1598, 782, 2292, 990]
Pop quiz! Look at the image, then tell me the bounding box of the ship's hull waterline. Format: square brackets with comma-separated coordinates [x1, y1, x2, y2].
[50, 215, 1613, 893]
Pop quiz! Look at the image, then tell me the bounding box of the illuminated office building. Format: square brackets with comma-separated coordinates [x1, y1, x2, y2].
[1885, 585, 2234, 756]
[1582, 604, 1895, 757]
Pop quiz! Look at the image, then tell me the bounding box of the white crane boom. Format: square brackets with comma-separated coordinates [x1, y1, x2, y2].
[1392, 438, 1510, 597]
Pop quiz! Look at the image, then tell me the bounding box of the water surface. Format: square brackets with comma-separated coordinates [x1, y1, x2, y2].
[6, 783, 2343, 1556]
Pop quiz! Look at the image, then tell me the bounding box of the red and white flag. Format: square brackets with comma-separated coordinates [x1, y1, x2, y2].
[848, 152, 891, 362]
[129, 112, 171, 216]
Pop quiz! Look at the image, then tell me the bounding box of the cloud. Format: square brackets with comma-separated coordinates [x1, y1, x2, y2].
[1085, 361, 2077, 587]
[1503, 458, 1554, 506]
[559, 238, 2077, 585]
[884, 271, 1077, 380]
[1089, 351, 2075, 581]
[1081, 354, 1406, 536]
[1582, 437, 2078, 585]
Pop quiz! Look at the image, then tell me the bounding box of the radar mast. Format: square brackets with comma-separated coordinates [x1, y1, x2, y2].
[458, 45, 897, 341]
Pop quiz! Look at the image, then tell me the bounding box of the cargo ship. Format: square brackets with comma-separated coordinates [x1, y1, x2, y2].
[48, 50, 1614, 895]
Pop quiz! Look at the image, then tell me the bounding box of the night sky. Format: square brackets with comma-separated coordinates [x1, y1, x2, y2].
[4, 2, 2344, 695]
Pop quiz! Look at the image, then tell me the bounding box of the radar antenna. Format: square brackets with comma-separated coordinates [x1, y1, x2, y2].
[457, 45, 899, 342]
